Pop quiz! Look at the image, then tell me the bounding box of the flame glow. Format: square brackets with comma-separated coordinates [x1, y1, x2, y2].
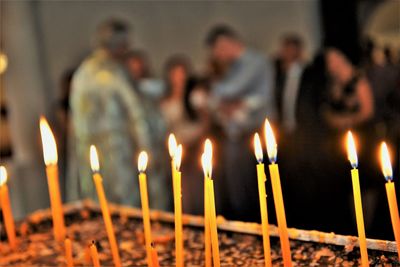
[254, 133, 263, 163]
[39, 116, 58, 165]
[0, 166, 7, 186]
[168, 134, 177, 158]
[346, 131, 358, 168]
[202, 139, 213, 178]
[380, 142, 393, 181]
[174, 144, 182, 171]
[90, 145, 100, 172]
[138, 151, 148, 173]
[264, 119, 277, 163]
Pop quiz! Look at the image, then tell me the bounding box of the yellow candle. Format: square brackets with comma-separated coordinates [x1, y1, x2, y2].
[90, 146, 121, 267]
[346, 131, 369, 267]
[151, 243, 160, 267]
[0, 166, 17, 250]
[380, 142, 400, 260]
[168, 133, 178, 192]
[202, 140, 220, 267]
[201, 142, 212, 267]
[264, 119, 292, 267]
[253, 134, 272, 267]
[90, 241, 101, 267]
[203, 173, 212, 267]
[64, 237, 74, 267]
[173, 145, 184, 267]
[138, 151, 153, 267]
[39, 117, 66, 242]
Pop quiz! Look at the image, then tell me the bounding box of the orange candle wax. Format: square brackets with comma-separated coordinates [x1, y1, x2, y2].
[380, 142, 400, 260]
[0, 166, 17, 250]
[64, 237, 74, 267]
[138, 151, 153, 267]
[173, 145, 184, 267]
[151, 243, 160, 267]
[90, 146, 121, 267]
[347, 132, 369, 267]
[90, 242, 101, 267]
[40, 117, 66, 242]
[264, 119, 292, 267]
[253, 134, 272, 267]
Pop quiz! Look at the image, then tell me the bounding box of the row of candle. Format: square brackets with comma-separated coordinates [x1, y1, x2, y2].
[0, 116, 398, 267]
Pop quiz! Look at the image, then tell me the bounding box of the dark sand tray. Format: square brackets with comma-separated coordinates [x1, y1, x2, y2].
[0, 200, 398, 266]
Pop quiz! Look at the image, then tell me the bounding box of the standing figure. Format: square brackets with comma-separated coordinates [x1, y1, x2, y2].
[205, 24, 276, 220]
[70, 19, 150, 206]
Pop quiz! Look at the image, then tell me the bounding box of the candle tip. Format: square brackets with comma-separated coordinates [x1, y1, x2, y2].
[346, 131, 358, 168]
[264, 118, 277, 163]
[380, 142, 393, 181]
[138, 151, 148, 172]
[90, 145, 100, 172]
[0, 166, 7, 185]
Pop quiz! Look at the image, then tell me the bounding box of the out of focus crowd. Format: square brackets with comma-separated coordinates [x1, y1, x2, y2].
[55, 19, 399, 239]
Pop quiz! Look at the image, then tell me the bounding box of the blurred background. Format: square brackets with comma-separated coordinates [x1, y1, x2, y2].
[0, 0, 399, 240]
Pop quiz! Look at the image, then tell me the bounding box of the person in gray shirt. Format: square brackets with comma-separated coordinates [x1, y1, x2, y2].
[205, 25, 276, 220]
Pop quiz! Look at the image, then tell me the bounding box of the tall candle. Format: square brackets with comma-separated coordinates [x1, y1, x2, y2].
[90, 241, 101, 267]
[39, 117, 66, 242]
[380, 142, 400, 260]
[253, 134, 272, 267]
[173, 144, 184, 267]
[346, 131, 369, 267]
[64, 237, 74, 267]
[0, 166, 17, 250]
[264, 119, 292, 267]
[202, 140, 220, 267]
[138, 151, 153, 267]
[202, 156, 212, 267]
[90, 146, 121, 267]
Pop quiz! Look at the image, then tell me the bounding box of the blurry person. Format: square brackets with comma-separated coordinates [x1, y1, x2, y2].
[322, 48, 374, 130]
[205, 24, 276, 221]
[70, 19, 153, 207]
[274, 34, 305, 133]
[125, 50, 152, 81]
[125, 50, 164, 100]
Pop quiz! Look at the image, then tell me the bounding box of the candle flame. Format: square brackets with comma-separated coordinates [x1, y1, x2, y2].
[138, 151, 148, 173]
[168, 134, 177, 158]
[0, 166, 7, 186]
[39, 116, 58, 165]
[346, 131, 358, 168]
[202, 139, 213, 178]
[90, 145, 100, 172]
[264, 119, 277, 163]
[174, 144, 182, 171]
[254, 133, 263, 163]
[380, 142, 393, 181]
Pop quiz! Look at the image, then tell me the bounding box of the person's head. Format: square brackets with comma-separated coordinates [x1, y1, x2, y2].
[279, 33, 304, 63]
[205, 24, 243, 65]
[96, 18, 130, 60]
[325, 48, 353, 81]
[125, 50, 152, 80]
[164, 55, 192, 97]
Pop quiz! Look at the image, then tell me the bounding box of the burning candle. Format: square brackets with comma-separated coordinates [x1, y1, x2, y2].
[151, 243, 160, 267]
[264, 119, 292, 267]
[0, 166, 17, 250]
[64, 237, 74, 267]
[168, 133, 178, 200]
[173, 144, 184, 267]
[379, 142, 400, 259]
[202, 140, 220, 267]
[202, 144, 212, 267]
[138, 151, 153, 267]
[253, 134, 272, 267]
[90, 146, 121, 267]
[346, 131, 369, 267]
[90, 241, 101, 267]
[39, 117, 66, 242]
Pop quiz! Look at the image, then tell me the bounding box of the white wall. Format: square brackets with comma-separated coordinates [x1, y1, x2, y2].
[36, 0, 321, 99]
